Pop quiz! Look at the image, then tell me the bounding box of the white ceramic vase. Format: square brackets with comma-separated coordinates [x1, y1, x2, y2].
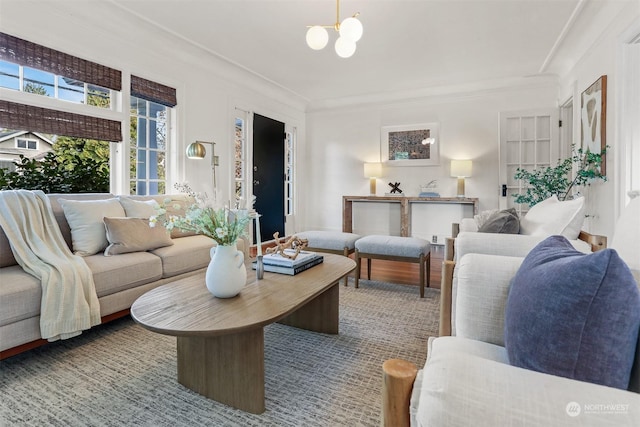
[205, 244, 246, 298]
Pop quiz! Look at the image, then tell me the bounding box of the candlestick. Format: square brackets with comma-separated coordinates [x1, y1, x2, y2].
[255, 214, 262, 257]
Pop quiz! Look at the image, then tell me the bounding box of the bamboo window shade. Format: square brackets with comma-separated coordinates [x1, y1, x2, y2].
[0, 32, 122, 141]
[0, 32, 121, 91]
[131, 75, 177, 107]
[0, 100, 122, 142]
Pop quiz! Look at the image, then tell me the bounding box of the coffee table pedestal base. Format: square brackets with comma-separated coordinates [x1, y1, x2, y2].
[177, 329, 265, 414]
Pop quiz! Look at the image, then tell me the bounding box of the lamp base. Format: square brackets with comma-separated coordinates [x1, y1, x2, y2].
[370, 178, 377, 196]
[456, 178, 466, 198]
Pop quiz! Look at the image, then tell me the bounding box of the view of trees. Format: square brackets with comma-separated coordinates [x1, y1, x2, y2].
[0, 82, 111, 193]
[0, 135, 110, 193]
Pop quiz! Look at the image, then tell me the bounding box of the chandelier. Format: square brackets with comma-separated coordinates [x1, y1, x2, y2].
[305, 0, 363, 58]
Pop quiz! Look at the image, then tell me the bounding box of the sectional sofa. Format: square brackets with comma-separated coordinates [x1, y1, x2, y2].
[0, 193, 220, 358]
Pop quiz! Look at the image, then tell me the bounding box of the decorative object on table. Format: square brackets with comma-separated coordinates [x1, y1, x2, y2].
[305, 0, 363, 59]
[419, 180, 440, 197]
[513, 144, 607, 207]
[251, 211, 264, 280]
[381, 123, 439, 166]
[252, 249, 324, 276]
[363, 162, 383, 196]
[185, 140, 219, 202]
[450, 160, 472, 198]
[388, 182, 402, 194]
[265, 232, 309, 260]
[150, 183, 251, 297]
[581, 75, 607, 175]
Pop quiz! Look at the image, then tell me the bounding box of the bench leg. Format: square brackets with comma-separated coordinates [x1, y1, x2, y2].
[367, 258, 372, 280]
[355, 249, 361, 288]
[419, 253, 425, 298]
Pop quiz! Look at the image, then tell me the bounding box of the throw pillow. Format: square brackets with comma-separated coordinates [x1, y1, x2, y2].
[519, 195, 585, 239]
[504, 235, 640, 390]
[59, 198, 125, 256]
[118, 197, 159, 218]
[478, 208, 520, 234]
[103, 217, 173, 256]
[473, 209, 499, 229]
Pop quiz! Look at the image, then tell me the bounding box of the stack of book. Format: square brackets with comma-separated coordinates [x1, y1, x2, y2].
[252, 249, 323, 275]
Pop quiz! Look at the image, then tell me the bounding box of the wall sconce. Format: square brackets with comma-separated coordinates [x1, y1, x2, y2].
[363, 162, 382, 196]
[450, 160, 472, 198]
[186, 140, 219, 194]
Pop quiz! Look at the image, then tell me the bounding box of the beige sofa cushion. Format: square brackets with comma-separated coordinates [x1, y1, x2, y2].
[83, 251, 163, 297]
[150, 235, 215, 277]
[0, 265, 41, 326]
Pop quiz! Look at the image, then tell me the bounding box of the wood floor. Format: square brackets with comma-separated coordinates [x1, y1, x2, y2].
[354, 245, 444, 290]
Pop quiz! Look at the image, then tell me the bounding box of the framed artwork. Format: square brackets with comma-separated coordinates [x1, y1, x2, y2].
[580, 75, 607, 175]
[381, 123, 439, 166]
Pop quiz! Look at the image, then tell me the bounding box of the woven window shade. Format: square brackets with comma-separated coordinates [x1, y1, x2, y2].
[131, 75, 177, 107]
[0, 100, 122, 142]
[0, 32, 122, 91]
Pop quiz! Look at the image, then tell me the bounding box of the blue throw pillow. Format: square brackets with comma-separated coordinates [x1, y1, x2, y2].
[504, 235, 640, 390]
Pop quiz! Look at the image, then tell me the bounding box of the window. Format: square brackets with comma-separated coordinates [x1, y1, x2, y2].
[0, 60, 113, 109]
[130, 97, 167, 195]
[16, 138, 37, 150]
[234, 115, 247, 203]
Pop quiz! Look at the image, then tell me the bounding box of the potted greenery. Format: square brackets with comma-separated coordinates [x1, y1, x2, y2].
[513, 144, 607, 207]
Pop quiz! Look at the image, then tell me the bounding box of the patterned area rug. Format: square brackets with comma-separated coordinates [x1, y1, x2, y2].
[0, 279, 440, 426]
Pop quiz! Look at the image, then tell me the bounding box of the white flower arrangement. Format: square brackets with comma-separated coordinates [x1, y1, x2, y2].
[150, 183, 253, 246]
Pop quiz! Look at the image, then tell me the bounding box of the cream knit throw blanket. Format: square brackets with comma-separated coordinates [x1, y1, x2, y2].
[0, 190, 100, 341]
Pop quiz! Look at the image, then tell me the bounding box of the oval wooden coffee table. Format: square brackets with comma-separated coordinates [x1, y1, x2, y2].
[130, 253, 355, 414]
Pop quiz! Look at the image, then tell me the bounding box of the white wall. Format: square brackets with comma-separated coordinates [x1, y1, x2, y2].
[557, 3, 640, 239]
[301, 83, 559, 237]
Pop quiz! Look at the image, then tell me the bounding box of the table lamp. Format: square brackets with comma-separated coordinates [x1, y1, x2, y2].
[363, 162, 383, 196]
[450, 160, 472, 198]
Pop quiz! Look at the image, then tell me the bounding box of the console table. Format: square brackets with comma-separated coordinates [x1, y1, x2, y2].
[342, 195, 479, 238]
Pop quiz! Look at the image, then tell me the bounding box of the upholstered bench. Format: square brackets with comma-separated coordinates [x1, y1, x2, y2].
[296, 231, 361, 285]
[354, 235, 431, 297]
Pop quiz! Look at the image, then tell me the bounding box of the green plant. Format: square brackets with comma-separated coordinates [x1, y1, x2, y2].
[513, 145, 607, 207]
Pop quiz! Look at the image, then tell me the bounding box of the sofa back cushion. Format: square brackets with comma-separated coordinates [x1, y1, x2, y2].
[504, 235, 640, 390]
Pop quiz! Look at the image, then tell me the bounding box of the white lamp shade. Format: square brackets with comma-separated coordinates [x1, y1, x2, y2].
[339, 17, 363, 42]
[364, 162, 383, 178]
[306, 26, 329, 50]
[335, 37, 356, 58]
[451, 160, 472, 177]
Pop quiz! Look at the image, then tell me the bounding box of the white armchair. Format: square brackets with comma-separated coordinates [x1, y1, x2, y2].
[382, 194, 640, 427]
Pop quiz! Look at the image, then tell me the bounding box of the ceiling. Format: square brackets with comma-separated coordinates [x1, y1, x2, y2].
[99, 1, 592, 104]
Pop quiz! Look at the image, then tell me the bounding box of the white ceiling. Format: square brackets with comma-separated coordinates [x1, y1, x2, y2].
[68, 0, 631, 105]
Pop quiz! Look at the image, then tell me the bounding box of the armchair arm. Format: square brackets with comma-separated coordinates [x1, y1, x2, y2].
[439, 260, 455, 336]
[381, 359, 418, 427]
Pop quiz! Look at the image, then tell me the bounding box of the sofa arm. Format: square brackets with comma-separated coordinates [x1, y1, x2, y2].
[381, 359, 418, 427]
[454, 254, 523, 346]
